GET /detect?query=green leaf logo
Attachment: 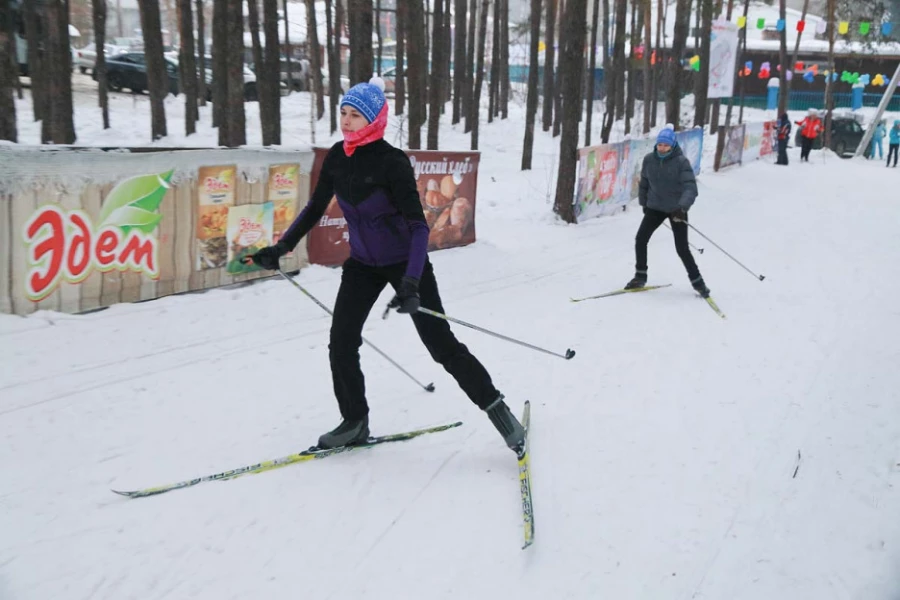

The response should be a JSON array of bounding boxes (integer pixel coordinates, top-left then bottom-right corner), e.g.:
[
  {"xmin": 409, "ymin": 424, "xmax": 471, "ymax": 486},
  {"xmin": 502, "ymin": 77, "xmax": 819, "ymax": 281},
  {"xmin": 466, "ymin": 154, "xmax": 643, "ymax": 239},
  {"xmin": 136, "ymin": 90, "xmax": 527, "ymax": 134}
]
[{"xmin": 98, "ymin": 169, "xmax": 174, "ymax": 233}]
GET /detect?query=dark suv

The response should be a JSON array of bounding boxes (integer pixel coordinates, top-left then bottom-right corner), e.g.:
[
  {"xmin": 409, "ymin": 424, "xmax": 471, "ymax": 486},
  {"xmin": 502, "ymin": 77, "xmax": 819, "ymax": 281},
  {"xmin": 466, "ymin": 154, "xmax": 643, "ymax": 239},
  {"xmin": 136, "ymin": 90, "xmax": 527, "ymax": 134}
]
[
  {"xmin": 96, "ymin": 52, "xmax": 179, "ymax": 95},
  {"xmin": 795, "ymin": 116, "xmax": 868, "ymax": 158}
]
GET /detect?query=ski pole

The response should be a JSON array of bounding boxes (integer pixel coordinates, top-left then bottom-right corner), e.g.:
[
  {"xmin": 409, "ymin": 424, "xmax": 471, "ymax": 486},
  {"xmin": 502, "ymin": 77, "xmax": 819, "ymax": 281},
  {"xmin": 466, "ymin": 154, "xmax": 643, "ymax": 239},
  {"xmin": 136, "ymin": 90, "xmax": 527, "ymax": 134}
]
[
  {"xmin": 276, "ymin": 268, "xmax": 435, "ymax": 392},
  {"xmin": 685, "ymin": 224, "xmax": 766, "ymax": 281},
  {"xmin": 387, "ymin": 305, "xmax": 575, "ymax": 361},
  {"xmin": 663, "ymin": 221, "xmax": 704, "ymax": 253}
]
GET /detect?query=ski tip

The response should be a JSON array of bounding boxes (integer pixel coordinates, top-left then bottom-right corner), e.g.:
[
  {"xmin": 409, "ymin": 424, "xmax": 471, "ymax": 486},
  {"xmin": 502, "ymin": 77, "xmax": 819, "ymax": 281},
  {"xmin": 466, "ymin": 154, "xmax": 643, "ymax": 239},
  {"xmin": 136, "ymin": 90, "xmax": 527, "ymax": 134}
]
[
  {"xmin": 111, "ymin": 489, "xmax": 136, "ymax": 497},
  {"xmin": 424, "ymin": 382, "xmax": 436, "ymax": 392},
  {"xmin": 565, "ymin": 348, "xmax": 576, "ymax": 360}
]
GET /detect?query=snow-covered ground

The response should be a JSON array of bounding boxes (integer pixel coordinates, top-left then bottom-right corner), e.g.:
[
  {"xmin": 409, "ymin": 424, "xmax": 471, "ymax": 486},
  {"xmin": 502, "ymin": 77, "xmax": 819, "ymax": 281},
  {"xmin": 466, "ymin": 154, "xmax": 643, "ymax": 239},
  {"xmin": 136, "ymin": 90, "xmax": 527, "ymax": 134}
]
[{"xmin": 2, "ymin": 83, "xmax": 900, "ymax": 599}]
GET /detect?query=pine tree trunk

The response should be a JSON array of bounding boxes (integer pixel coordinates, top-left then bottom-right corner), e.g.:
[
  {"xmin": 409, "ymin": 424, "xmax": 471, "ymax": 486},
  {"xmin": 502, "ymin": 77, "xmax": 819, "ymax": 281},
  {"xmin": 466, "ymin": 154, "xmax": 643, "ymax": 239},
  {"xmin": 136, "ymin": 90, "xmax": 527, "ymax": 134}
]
[
  {"xmin": 553, "ymin": 0, "xmax": 586, "ymax": 223},
  {"xmin": 138, "ymin": 0, "xmax": 168, "ymax": 141},
  {"xmin": 224, "ymin": 0, "xmax": 246, "ymax": 146},
  {"xmin": 624, "ymin": 0, "xmax": 637, "ymax": 134},
  {"xmin": 642, "ymin": 0, "xmax": 651, "ymax": 132},
  {"xmin": 395, "ymin": 0, "xmax": 406, "ymax": 116},
  {"xmin": 499, "ymin": 0, "xmax": 509, "ymax": 117},
  {"xmin": 0, "ymin": 0, "xmax": 16, "ymax": 141},
  {"xmin": 23, "ymin": 0, "xmax": 46, "ymax": 124},
  {"xmin": 196, "ymin": 0, "xmax": 206, "ymax": 107},
  {"xmin": 44, "ymin": 0, "xmax": 75, "ymax": 143},
  {"xmin": 306, "ymin": 0, "xmax": 325, "ymax": 119},
  {"xmin": 693, "ymin": 0, "xmax": 712, "ymax": 126},
  {"xmin": 262, "ymin": 0, "xmax": 281, "ymax": 143},
  {"xmin": 584, "ymin": 0, "xmax": 599, "ymax": 145},
  {"xmin": 463, "ymin": 0, "xmax": 477, "ymax": 132},
  {"xmin": 179, "ymin": 0, "xmax": 198, "ymax": 135},
  {"xmin": 541, "ymin": 0, "xmax": 556, "ymax": 131},
  {"xmin": 783, "ymin": 0, "xmax": 809, "ymax": 113},
  {"xmin": 776, "ymin": 0, "xmax": 787, "ymax": 115},
  {"xmin": 452, "ymin": 0, "xmax": 466, "ymax": 123},
  {"xmin": 212, "ymin": 0, "xmax": 227, "ymax": 131},
  {"xmin": 406, "ymin": 0, "xmax": 425, "ymax": 148},
  {"xmin": 522, "ymin": 0, "xmax": 542, "ymax": 169},
  {"xmin": 666, "ymin": 0, "xmax": 689, "ymax": 128},
  {"xmin": 349, "ymin": 0, "xmax": 373, "ymax": 83},
  {"xmin": 248, "ymin": 0, "xmax": 267, "ymax": 134},
  {"xmin": 552, "ymin": 0, "xmax": 564, "ymax": 136},
  {"xmin": 611, "ymin": 0, "xmax": 626, "ymax": 120},
  {"xmin": 375, "ymin": 0, "xmax": 382, "ymax": 72},
  {"xmin": 283, "ymin": 0, "xmax": 293, "ymax": 91},
  {"xmin": 92, "ymin": 0, "xmax": 110, "ymax": 129},
  {"xmin": 427, "ymin": 0, "xmax": 445, "ymax": 148},
  {"xmin": 324, "ymin": 0, "xmax": 338, "ymax": 131},
  {"xmin": 488, "ymin": 0, "xmax": 499, "ymax": 121},
  {"xmin": 824, "ymin": 0, "xmax": 835, "ymax": 147},
  {"xmin": 470, "ymin": 0, "xmax": 489, "ymax": 150}
]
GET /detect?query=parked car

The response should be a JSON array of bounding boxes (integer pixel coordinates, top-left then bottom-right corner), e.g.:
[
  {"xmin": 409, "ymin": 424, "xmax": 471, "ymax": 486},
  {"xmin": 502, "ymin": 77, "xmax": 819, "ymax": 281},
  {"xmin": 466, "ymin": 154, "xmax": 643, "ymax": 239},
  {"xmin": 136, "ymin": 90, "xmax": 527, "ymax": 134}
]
[
  {"xmin": 320, "ymin": 68, "xmax": 350, "ymax": 95},
  {"xmin": 74, "ymin": 42, "xmax": 129, "ymax": 74},
  {"xmin": 381, "ymin": 66, "xmax": 400, "ymax": 95},
  {"xmin": 795, "ymin": 115, "xmax": 869, "ymax": 158},
  {"xmin": 196, "ymin": 55, "xmax": 286, "ymax": 101},
  {"xmin": 94, "ymin": 52, "xmax": 180, "ymax": 95},
  {"xmin": 280, "ymin": 58, "xmax": 310, "ymax": 91}
]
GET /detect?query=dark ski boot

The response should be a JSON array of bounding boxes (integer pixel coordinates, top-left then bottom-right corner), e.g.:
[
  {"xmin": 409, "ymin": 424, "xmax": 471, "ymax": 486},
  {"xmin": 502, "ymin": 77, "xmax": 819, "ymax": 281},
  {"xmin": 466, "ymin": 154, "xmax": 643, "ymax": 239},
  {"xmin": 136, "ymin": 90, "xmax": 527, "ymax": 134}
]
[
  {"xmin": 691, "ymin": 277, "xmax": 711, "ymax": 298},
  {"xmin": 484, "ymin": 394, "xmax": 525, "ymax": 454},
  {"xmin": 624, "ymin": 271, "xmax": 648, "ymax": 290},
  {"xmin": 317, "ymin": 416, "xmax": 370, "ymax": 449}
]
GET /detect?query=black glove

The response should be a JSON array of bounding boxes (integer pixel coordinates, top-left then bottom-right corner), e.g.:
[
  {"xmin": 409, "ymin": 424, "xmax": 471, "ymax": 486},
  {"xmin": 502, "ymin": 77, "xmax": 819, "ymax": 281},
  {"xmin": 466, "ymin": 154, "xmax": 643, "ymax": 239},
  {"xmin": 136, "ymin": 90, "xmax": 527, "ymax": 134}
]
[
  {"xmin": 670, "ymin": 208, "xmax": 688, "ymax": 222},
  {"xmin": 388, "ymin": 276, "xmax": 420, "ymax": 314},
  {"xmin": 247, "ymin": 241, "xmax": 289, "ymax": 270}
]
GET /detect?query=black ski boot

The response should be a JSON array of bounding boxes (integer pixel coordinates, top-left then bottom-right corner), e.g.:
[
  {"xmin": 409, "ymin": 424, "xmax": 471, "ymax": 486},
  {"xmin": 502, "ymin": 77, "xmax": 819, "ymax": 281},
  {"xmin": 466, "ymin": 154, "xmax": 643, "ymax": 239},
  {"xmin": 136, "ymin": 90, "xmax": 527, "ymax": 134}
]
[
  {"xmin": 691, "ymin": 277, "xmax": 711, "ymax": 298},
  {"xmin": 624, "ymin": 271, "xmax": 648, "ymax": 290},
  {"xmin": 317, "ymin": 416, "xmax": 370, "ymax": 449},
  {"xmin": 484, "ymin": 394, "xmax": 525, "ymax": 454}
]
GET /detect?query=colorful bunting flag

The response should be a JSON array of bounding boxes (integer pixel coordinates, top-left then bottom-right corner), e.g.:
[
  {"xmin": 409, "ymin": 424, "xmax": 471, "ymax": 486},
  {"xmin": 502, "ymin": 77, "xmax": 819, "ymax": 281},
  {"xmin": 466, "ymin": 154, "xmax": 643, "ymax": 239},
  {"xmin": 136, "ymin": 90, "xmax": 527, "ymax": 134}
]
[
  {"xmin": 796, "ymin": 20, "xmax": 806, "ymax": 32},
  {"xmin": 859, "ymin": 22, "xmax": 871, "ymax": 34},
  {"xmin": 776, "ymin": 19, "xmax": 785, "ymax": 31},
  {"xmin": 803, "ymin": 70, "xmax": 815, "ymax": 83},
  {"xmin": 756, "ymin": 17, "xmax": 766, "ymax": 29},
  {"xmin": 838, "ymin": 21, "xmax": 849, "ymax": 34},
  {"xmin": 816, "ymin": 21, "xmax": 827, "ymax": 34},
  {"xmin": 883, "ymin": 23, "xmax": 894, "ymax": 35},
  {"xmin": 737, "ymin": 16, "xmax": 747, "ymax": 28}
]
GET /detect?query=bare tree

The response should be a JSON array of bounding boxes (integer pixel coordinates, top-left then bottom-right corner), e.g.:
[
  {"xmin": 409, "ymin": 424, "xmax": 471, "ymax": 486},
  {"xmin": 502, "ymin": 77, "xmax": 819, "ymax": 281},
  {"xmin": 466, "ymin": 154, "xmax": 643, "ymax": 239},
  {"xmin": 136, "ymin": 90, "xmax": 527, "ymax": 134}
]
[
  {"xmin": 584, "ymin": 0, "xmax": 599, "ymax": 145},
  {"xmin": 223, "ymin": 0, "xmax": 246, "ymax": 146},
  {"xmin": 553, "ymin": 0, "xmax": 586, "ymax": 223},
  {"xmin": 395, "ymin": 0, "xmax": 406, "ymax": 115},
  {"xmin": 46, "ymin": 0, "xmax": 75, "ymax": 143},
  {"xmin": 283, "ymin": 0, "xmax": 293, "ymax": 91},
  {"xmin": 212, "ymin": 0, "xmax": 226, "ymax": 130},
  {"xmin": 470, "ymin": 0, "xmax": 489, "ymax": 150},
  {"xmin": 23, "ymin": 0, "xmax": 46, "ymax": 126},
  {"xmin": 666, "ymin": 0, "xmax": 690, "ymax": 128},
  {"xmin": 406, "ymin": 0, "xmax": 426, "ymax": 147},
  {"xmin": 324, "ymin": 0, "xmax": 338, "ymax": 131},
  {"xmin": 137, "ymin": 0, "xmax": 168, "ymax": 140},
  {"xmin": 600, "ymin": 0, "xmax": 625, "ymax": 142},
  {"xmin": 0, "ymin": 0, "xmax": 16, "ymax": 141},
  {"xmin": 488, "ymin": 0, "xmax": 499, "ymax": 121},
  {"xmin": 463, "ymin": 0, "xmax": 477, "ymax": 132},
  {"xmin": 521, "ymin": 0, "xmax": 542, "ymax": 169},
  {"xmin": 179, "ymin": 0, "xmax": 199, "ymax": 134},
  {"xmin": 551, "ymin": 0, "xmax": 564, "ymax": 136},
  {"xmin": 247, "ymin": 0, "xmax": 264, "ymax": 83},
  {"xmin": 452, "ymin": 0, "xmax": 465, "ymax": 122},
  {"xmin": 824, "ymin": 0, "xmax": 835, "ymax": 147},
  {"xmin": 196, "ymin": 0, "xmax": 206, "ymax": 107},
  {"xmin": 306, "ymin": 0, "xmax": 325, "ymax": 119},
  {"xmin": 783, "ymin": 0, "xmax": 810, "ymax": 112},
  {"xmin": 427, "ymin": 0, "xmax": 445, "ymax": 148},
  {"xmin": 375, "ymin": 0, "xmax": 382, "ymax": 73},
  {"xmin": 91, "ymin": 0, "xmax": 110, "ymax": 129},
  {"xmin": 641, "ymin": 0, "xmax": 651, "ymax": 132},
  {"xmin": 499, "ymin": 0, "xmax": 509, "ymax": 117},
  {"xmin": 262, "ymin": 0, "xmax": 281, "ymax": 144},
  {"xmin": 625, "ymin": 0, "xmax": 637, "ymax": 134},
  {"xmin": 541, "ymin": 0, "xmax": 556, "ymax": 131},
  {"xmin": 776, "ymin": 0, "xmax": 788, "ymax": 115},
  {"xmin": 693, "ymin": 0, "xmax": 712, "ymax": 126},
  {"xmin": 349, "ymin": 0, "xmax": 373, "ymax": 83}
]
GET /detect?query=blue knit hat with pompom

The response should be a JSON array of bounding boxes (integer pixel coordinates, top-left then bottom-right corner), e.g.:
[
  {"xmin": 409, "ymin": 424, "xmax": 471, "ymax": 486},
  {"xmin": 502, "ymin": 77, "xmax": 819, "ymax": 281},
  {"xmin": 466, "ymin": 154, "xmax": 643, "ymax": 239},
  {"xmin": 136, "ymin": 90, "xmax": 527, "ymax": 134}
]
[{"xmin": 340, "ymin": 76, "xmax": 387, "ymax": 123}]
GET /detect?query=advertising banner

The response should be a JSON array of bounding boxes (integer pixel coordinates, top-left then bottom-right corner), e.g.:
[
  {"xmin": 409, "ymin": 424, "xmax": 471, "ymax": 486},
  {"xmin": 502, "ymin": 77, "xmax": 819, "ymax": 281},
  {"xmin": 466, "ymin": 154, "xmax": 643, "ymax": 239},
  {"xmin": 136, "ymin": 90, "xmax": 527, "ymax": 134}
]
[{"xmin": 708, "ymin": 20, "xmax": 740, "ymax": 98}]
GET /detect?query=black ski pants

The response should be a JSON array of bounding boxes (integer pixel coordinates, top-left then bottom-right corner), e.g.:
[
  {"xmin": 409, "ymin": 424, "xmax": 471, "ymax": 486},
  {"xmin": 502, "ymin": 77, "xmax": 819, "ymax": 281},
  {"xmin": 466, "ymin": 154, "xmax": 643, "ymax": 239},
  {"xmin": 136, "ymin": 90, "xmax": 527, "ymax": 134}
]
[
  {"xmin": 800, "ymin": 136, "xmax": 814, "ymax": 161},
  {"xmin": 888, "ymin": 143, "xmax": 899, "ymax": 167},
  {"xmin": 635, "ymin": 208, "xmax": 701, "ymax": 282},
  {"xmin": 777, "ymin": 138, "xmax": 789, "ymax": 165},
  {"xmin": 329, "ymin": 257, "xmax": 499, "ymax": 420}
]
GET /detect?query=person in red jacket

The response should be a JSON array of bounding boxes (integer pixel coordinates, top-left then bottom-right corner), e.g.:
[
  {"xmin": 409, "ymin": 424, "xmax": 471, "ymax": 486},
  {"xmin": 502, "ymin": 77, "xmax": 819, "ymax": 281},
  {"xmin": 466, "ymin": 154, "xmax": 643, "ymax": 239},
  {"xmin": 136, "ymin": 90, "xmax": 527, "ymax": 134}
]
[{"xmin": 795, "ymin": 108, "xmax": 823, "ymax": 162}]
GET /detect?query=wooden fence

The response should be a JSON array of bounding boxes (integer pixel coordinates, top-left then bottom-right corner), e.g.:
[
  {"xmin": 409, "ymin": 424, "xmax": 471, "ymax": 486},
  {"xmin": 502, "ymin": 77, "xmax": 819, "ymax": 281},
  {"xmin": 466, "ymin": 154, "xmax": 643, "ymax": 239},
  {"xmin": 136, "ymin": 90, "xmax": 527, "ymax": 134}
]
[{"xmin": 1, "ymin": 146, "xmax": 315, "ymax": 316}]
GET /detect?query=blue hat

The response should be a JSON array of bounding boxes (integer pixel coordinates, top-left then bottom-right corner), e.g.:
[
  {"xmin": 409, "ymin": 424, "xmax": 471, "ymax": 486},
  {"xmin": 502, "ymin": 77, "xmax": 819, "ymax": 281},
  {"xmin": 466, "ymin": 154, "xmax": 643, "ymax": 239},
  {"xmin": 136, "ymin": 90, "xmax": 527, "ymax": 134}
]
[
  {"xmin": 656, "ymin": 128, "xmax": 677, "ymax": 146},
  {"xmin": 340, "ymin": 77, "xmax": 387, "ymax": 123}
]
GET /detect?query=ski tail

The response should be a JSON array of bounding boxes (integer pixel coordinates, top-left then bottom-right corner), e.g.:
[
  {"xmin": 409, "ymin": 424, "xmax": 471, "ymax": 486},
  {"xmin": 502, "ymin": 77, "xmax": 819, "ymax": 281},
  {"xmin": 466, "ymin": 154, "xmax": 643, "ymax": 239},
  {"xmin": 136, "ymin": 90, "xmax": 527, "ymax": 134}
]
[
  {"xmin": 518, "ymin": 401, "xmax": 534, "ymax": 549},
  {"xmin": 112, "ymin": 421, "xmax": 463, "ymax": 499},
  {"xmin": 571, "ymin": 284, "xmax": 672, "ymax": 303}
]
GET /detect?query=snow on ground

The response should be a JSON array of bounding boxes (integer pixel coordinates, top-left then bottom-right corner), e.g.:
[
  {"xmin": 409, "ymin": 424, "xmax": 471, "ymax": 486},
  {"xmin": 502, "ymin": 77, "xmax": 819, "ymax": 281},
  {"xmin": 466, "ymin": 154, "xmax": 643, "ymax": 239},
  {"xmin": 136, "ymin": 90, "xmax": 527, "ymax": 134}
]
[{"xmin": 2, "ymin": 81, "xmax": 900, "ymax": 599}]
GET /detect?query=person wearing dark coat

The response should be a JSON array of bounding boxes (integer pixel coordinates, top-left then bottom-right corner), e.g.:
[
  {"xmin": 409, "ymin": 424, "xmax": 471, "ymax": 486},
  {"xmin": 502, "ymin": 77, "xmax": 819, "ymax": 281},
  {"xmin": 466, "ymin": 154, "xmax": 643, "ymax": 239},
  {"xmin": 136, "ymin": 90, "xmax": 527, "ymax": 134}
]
[
  {"xmin": 625, "ymin": 128, "xmax": 710, "ymax": 298},
  {"xmin": 246, "ymin": 77, "xmax": 525, "ymax": 453},
  {"xmin": 776, "ymin": 113, "xmax": 791, "ymax": 165}
]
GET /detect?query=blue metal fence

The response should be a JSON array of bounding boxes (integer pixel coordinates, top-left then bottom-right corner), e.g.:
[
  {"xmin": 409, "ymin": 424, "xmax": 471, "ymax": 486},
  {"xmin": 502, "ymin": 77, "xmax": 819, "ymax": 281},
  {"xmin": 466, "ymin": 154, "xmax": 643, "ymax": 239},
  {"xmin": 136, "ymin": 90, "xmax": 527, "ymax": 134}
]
[{"xmin": 726, "ymin": 91, "xmax": 900, "ymax": 112}]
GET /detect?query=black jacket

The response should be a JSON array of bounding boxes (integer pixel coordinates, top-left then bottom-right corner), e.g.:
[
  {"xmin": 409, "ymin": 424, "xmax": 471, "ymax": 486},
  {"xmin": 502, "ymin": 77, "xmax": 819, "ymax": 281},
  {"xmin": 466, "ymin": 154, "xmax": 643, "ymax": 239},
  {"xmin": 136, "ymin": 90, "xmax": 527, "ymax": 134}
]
[{"xmin": 638, "ymin": 145, "xmax": 698, "ymax": 214}]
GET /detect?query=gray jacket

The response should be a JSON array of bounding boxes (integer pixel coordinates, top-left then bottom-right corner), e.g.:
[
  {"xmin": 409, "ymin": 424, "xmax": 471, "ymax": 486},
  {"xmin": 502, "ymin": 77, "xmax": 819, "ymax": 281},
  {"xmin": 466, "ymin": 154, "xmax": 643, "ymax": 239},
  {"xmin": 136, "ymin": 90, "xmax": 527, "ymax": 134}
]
[{"xmin": 638, "ymin": 145, "xmax": 698, "ymax": 213}]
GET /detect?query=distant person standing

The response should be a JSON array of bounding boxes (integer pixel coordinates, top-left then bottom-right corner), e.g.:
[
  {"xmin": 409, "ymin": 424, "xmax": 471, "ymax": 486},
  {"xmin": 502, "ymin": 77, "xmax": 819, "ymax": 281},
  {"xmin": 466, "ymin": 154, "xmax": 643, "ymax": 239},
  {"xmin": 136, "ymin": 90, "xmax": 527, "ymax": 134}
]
[
  {"xmin": 795, "ymin": 109, "xmax": 823, "ymax": 162},
  {"xmin": 869, "ymin": 120, "xmax": 886, "ymax": 161},
  {"xmin": 776, "ymin": 113, "xmax": 791, "ymax": 165},
  {"xmin": 888, "ymin": 120, "xmax": 900, "ymax": 168}
]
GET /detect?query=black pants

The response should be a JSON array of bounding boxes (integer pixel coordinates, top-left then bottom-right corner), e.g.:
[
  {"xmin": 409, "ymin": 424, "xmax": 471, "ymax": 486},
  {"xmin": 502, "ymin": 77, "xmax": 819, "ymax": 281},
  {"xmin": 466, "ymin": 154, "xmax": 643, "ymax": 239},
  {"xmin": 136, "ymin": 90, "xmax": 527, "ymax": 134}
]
[
  {"xmin": 329, "ymin": 257, "xmax": 499, "ymax": 420},
  {"xmin": 888, "ymin": 144, "xmax": 899, "ymax": 167},
  {"xmin": 777, "ymin": 138, "xmax": 789, "ymax": 165},
  {"xmin": 635, "ymin": 208, "xmax": 701, "ymax": 282},
  {"xmin": 800, "ymin": 137, "xmax": 814, "ymax": 161}
]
